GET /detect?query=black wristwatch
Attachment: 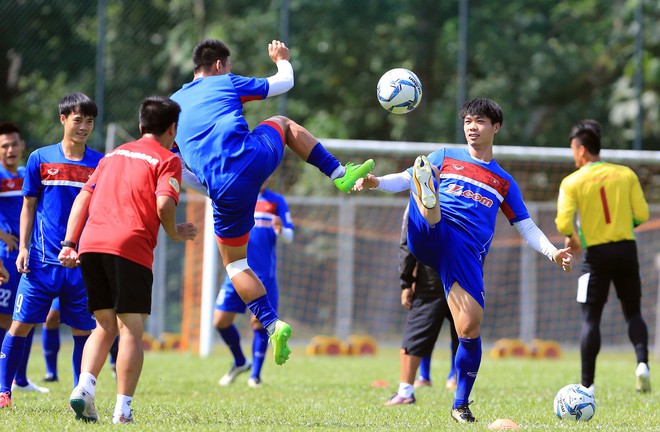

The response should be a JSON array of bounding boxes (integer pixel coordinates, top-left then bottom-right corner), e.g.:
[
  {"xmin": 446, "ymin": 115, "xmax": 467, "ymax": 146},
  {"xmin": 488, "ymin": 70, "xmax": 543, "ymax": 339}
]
[{"xmin": 60, "ymin": 240, "xmax": 77, "ymax": 248}]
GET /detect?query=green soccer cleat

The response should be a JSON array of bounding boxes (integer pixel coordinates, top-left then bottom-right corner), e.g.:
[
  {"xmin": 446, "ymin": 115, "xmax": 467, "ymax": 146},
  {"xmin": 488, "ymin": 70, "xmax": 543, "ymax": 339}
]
[
  {"xmin": 333, "ymin": 159, "xmax": 375, "ymax": 193},
  {"xmin": 269, "ymin": 320, "xmax": 293, "ymax": 365}
]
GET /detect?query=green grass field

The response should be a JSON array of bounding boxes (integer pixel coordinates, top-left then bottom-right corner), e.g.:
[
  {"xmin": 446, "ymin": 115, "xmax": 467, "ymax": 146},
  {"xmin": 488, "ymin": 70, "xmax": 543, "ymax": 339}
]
[{"xmin": 1, "ymin": 343, "xmax": 657, "ymax": 431}]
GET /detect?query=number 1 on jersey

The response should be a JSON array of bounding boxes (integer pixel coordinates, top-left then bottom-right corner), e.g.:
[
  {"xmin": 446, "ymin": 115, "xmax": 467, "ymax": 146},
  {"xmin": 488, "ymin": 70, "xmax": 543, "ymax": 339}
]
[{"xmin": 599, "ymin": 186, "xmax": 611, "ymax": 224}]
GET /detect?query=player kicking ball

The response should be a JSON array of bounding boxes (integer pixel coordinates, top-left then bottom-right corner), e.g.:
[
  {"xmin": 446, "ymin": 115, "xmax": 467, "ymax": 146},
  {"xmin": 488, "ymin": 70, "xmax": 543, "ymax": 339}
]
[
  {"xmin": 354, "ymin": 98, "xmax": 572, "ymax": 422},
  {"xmin": 171, "ymin": 38, "xmax": 374, "ymax": 366}
]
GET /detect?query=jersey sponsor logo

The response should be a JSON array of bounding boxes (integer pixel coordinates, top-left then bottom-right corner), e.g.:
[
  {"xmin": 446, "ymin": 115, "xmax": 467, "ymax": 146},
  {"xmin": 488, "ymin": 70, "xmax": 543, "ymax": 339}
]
[
  {"xmin": 445, "ymin": 183, "xmax": 494, "ymax": 208},
  {"xmin": 168, "ymin": 177, "xmax": 180, "ymax": 193},
  {"xmin": 40, "ymin": 163, "xmax": 96, "ymax": 188},
  {"xmin": 452, "ymin": 163, "xmax": 464, "ymax": 171}
]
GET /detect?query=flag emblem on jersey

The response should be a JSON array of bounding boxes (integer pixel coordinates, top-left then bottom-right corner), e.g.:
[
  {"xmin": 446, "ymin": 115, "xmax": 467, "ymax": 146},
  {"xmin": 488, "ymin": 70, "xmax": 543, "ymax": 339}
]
[
  {"xmin": 169, "ymin": 177, "xmax": 180, "ymax": 193},
  {"xmin": 40, "ymin": 163, "xmax": 96, "ymax": 187}
]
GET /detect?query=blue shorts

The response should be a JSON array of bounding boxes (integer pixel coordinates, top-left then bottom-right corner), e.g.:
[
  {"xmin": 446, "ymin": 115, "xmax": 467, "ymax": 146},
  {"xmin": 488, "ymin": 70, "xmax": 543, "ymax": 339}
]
[
  {"xmin": 214, "ymin": 275, "xmax": 279, "ymax": 314},
  {"xmin": 407, "ymin": 198, "xmax": 486, "ymax": 309},
  {"xmin": 13, "ymin": 261, "xmax": 95, "ymax": 330},
  {"xmin": 212, "ymin": 122, "xmax": 285, "ymax": 240},
  {"xmin": 0, "ymin": 254, "xmax": 19, "ymax": 316}
]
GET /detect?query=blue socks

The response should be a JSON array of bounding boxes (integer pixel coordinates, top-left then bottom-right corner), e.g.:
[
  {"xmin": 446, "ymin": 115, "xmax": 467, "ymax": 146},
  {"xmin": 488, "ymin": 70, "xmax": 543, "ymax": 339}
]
[
  {"xmin": 251, "ymin": 329, "xmax": 268, "ymax": 379},
  {"xmin": 43, "ymin": 327, "xmax": 60, "ymax": 379},
  {"xmin": 307, "ymin": 143, "xmax": 341, "ymax": 178},
  {"xmin": 13, "ymin": 328, "xmax": 35, "ymax": 386},
  {"xmin": 72, "ymin": 334, "xmax": 89, "ymax": 387},
  {"xmin": 246, "ymin": 295, "xmax": 278, "ymax": 331},
  {"xmin": 218, "ymin": 324, "xmax": 247, "ymax": 367},
  {"xmin": 419, "ymin": 355, "xmax": 432, "ymax": 381},
  {"xmin": 0, "ymin": 334, "xmax": 26, "ymax": 393},
  {"xmin": 453, "ymin": 336, "xmax": 482, "ymax": 409}
]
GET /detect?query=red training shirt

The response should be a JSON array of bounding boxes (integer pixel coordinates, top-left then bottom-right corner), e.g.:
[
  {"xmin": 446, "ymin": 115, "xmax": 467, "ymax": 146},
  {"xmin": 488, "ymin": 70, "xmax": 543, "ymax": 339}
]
[{"xmin": 78, "ymin": 136, "xmax": 182, "ymax": 269}]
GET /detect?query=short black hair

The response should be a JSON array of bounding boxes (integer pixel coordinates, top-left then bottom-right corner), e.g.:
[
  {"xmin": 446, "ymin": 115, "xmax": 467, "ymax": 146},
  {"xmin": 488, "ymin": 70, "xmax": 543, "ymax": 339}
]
[
  {"xmin": 459, "ymin": 98, "xmax": 504, "ymax": 126},
  {"xmin": 193, "ymin": 39, "xmax": 230, "ymax": 72},
  {"xmin": 59, "ymin": 93, "xmax": 98, "ymax": 118},
  {"xmin": 139, "ymin": 96, "xmax": 181, "ymax": 135},
  {"xmin": 0, "ymin": 121, "xmax": 20, "ymax": 136},
  {"xmin": 569, "ymin": 119, "xmax": 601, "ymax": 155}
]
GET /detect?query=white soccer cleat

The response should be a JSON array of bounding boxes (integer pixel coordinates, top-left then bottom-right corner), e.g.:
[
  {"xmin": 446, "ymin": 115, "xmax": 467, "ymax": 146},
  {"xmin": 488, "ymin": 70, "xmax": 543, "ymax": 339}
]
[
  {"xmin": 413, "ymin": 155, "xmax": 437, "ymax": 209},
  {"xmin": 69, "ymin": 386, "xmax": 98, "ymax": 422},
  {"xmin": 636, "ymin": 362, "xmax": 651, "ymax": 393},
  {"xmin": 218, "ymin": 361, "xmax": 252, "ymax": 386},
  {"xmin": 12, "ymin": 380, "xmax": 50, "ymax": 394}
]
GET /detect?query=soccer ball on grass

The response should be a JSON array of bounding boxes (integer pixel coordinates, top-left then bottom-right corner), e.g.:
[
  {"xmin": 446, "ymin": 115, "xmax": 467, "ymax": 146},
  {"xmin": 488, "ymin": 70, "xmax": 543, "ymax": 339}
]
[
  {"xmin": 553, "ymin": 384, "xmax": 596, "ymax": 421},
  {"xmin": 376, "ymin": 68, "xmax": 422, "ymax": 114}
]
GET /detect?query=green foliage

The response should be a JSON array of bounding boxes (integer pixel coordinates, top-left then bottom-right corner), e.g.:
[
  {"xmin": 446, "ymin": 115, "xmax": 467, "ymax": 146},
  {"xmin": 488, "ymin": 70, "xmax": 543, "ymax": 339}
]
[
  {"xmin": 3, "ymin": 344, "xmax": 658, "ymax": 430},
  {"xmin": 0, "ymin": 0, "xmax": 659, "ymax": 155}
]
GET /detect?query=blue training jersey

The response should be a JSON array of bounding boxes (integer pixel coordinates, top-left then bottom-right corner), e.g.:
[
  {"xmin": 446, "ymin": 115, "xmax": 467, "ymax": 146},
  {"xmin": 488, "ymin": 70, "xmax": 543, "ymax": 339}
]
[
  {"xmin": 409, "ymin": 147, "xmax": 529, "ymax": 255},
  {"xmin": 22, "ymin": 143, "xmax": 103, "ymax": 264},
  {"xmin": 0, "ymin": 165, "xmax": 25, "ymax": 259},
  {"xmin": 170, "ymin": 74, "xmax": 270, "ymax": 196},
  {"xmin": 247, "ymin": 189, "xmax": 293, "ymax": 283}
]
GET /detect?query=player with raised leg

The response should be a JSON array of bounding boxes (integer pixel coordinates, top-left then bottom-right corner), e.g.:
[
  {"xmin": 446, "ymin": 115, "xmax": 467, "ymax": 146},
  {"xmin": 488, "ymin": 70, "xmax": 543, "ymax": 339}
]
[
  {"xmin": 354, "ymin": 98, "xmax": 572, "ymax": 422},
  {"xmin": 171, "ymin": 39, "xmax": 374, "ymax": 366}
]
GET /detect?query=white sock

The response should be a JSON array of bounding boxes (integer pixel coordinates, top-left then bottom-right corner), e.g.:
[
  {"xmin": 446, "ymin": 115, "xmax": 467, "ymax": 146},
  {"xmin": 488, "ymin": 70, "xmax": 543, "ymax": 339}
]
[
  {"xmin": 330, "ymin": 165, "xmax": 345, "ymax": 180},
  {"xmin": 79, "ymin": 372, "xmax": 97, "ymax": 397},
  {"xmin": 397, "ymin": 382, "xmax": 414, "ymax": 398},
  {"xmin": 114, "ymin": 394, "xmax": 133, "ymax": 419}
]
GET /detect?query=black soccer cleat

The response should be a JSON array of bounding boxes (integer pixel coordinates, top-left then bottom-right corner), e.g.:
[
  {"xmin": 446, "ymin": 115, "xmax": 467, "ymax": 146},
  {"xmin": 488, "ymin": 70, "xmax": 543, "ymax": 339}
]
[{"xmin": 451, "ymin": 401, "xmax": 477, "ymax": 423}]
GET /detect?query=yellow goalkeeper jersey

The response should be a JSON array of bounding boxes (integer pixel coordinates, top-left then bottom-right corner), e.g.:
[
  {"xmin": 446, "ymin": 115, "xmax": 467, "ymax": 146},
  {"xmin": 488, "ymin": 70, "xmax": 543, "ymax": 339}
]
[{"xmin": 555, "ymin": 161, "xmax": 649, "ymax": 248}]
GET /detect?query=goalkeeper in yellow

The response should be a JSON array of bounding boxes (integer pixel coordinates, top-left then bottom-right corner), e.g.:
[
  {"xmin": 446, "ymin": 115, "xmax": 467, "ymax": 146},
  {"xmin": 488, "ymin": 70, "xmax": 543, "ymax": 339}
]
[{"xmin": 555, "ymin": 119, "xmax": 650, "ymax": 394}]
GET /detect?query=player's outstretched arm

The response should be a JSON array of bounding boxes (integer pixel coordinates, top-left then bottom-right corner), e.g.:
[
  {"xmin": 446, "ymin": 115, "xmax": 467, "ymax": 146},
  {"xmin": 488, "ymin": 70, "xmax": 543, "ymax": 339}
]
[
  {"xmin": 58, "ymin": 190, "xmax": 93, "ymax": 268},
  {"xmin": 157, "ymin": 195, "xmax": 198, "ymax": 242},
  {"xmin": 266, "ymin": 40, "xmax": 294, "ymax": 98},
  {"xmin": 552, "ymin": 246, "xmax": 573, "ymax": 272},
  {"xmin": 353, "ymin": 174, "xmax": 380, "ymax": 191}
]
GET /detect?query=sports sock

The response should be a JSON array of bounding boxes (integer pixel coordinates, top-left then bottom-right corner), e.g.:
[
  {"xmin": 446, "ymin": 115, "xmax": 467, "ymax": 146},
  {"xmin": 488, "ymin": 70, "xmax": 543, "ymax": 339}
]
[
  {"xmin": 251, "ymin": 329, "xmax": 268, "ymax": 379},
  {"xmin": 114, "ymin": 394, "xmax": 133, "ymax": 419},
  {"xmin": 79, "ymin": 371, "xmax": 97, "ymax": 397},
  {"xmin": 13, "ymin": 328, "xmax": 35, "ymax": 386},
  {"xmin": 0, "ymin": 334, "xmax": 26, "ymax": 393},
  {"xmin": 72, "ymin": 334, "xmax": 89, "ymax": 387},
  {"xmin": 217, "ymin": 325, "xmax": 246, "ymax": 367},
  {"xmin": 397, "ymin": 382, "xmax": 414, "ymax": 398},
  {"xmin": 453, "ymin": 336, "xmax": 482, "ymax": 409},
  {"xmin": 307, "ymin": 143, "xmax": 342, "ymax": 178},
  {"xmin": 419, "ymin": 355, "xmax": 431, "ymax": 381},
  {"xmin": 627, "ymin": 314, "xmax": 649, "ymax": 364},
  {"xmin": 42, "ymin": 327, "xmax": 60, "ymax": 378},
  {"xmin": 246, "ymin": 295, "xmax": 278, "ymax": 332}
]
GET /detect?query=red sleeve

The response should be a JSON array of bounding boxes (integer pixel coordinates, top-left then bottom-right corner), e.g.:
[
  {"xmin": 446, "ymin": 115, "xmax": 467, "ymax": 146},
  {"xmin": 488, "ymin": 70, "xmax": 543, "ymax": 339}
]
[{"xmin": 155, "ymin": 154, "xmax": 182, "ymax": 204}]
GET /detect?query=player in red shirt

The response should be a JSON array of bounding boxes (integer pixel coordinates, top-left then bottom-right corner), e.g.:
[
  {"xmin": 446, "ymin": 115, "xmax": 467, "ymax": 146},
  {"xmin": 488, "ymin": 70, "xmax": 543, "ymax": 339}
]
[{"xmin": 58, "ymin": 96, "xmax": 198, "ymax": 424}]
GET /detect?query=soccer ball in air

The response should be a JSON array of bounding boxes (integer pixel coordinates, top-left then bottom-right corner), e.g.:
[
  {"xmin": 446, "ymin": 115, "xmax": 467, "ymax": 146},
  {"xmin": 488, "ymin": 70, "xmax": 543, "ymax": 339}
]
[
  {"xmin": 553, "ymin": 384, "xmax": 596, "ymax": 421},
  {"xmin": 376, "ymin": 68, "xmax": 422, "ymax": 114}
]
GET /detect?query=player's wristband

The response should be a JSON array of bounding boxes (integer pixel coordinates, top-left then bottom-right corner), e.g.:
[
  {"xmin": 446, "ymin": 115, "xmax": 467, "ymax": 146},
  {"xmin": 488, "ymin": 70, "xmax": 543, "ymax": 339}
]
[{"xmin": 60, "ymin": 240, "xmax": 77, "ymax": 248}]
